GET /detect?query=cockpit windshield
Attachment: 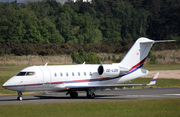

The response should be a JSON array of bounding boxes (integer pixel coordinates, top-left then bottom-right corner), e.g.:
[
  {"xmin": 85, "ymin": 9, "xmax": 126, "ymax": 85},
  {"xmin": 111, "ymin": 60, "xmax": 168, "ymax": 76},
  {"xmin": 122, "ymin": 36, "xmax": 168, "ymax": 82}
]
[
  {"xmin": 16, "ymin": 72, "xmax": 26, "ymax": 76},
  {"xmin": 16, "ymin": 72, "xmax": 36, "ymax": 76}
]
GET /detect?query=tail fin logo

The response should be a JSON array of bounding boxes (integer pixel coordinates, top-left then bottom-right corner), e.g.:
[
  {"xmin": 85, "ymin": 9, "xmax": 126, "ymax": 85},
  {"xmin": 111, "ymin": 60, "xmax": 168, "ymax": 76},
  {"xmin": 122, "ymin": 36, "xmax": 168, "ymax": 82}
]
[{"xmin": 129, "ymin": 57, "xmax": 147, "ymax": 72}]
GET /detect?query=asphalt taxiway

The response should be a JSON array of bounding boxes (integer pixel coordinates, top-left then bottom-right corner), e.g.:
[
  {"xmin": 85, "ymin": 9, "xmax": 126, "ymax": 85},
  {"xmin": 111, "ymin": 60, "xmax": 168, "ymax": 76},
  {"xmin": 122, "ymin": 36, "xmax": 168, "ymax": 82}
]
[{"xmin": 0, "ymin": 88, "xmax": 179, "ymax": 105}]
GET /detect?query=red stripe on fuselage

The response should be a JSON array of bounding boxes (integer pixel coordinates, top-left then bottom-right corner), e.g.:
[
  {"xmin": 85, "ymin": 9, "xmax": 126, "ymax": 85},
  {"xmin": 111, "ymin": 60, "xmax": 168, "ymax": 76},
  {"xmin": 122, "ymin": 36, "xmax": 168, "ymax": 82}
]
[{"xmin": 129, "ymin": 57, "xmax": 147, "ymax": 72}]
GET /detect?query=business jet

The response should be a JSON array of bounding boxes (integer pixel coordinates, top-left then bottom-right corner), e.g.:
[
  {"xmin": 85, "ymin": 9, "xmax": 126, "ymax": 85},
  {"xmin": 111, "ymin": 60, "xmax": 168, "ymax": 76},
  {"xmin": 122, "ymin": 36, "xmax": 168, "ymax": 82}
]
[{"xmin": 2, "ymin": 37, "xmax": 174, "ymax": 100}]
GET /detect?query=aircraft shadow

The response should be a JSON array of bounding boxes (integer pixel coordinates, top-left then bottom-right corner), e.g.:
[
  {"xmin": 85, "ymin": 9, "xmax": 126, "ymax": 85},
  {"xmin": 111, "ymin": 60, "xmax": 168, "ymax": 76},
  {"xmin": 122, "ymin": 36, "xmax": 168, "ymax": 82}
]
[
  {"xmin": 33, "ymin": 94, "xmax": 137, "ymax": 100},
  {"xmin": 34, "ymin": 94, "xmax": 119, "ymax": 99},
  {"xmin": 0, "ymin": 95, "xmax": 137, "ymax": 102}
]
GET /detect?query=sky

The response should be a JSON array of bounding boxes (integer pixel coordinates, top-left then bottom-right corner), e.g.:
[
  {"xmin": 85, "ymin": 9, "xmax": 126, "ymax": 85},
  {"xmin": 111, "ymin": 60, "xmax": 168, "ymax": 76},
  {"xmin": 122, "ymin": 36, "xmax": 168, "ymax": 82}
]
[{"xmin": 0, "ymin": 0, "xmax": 68, "ymax": 3}]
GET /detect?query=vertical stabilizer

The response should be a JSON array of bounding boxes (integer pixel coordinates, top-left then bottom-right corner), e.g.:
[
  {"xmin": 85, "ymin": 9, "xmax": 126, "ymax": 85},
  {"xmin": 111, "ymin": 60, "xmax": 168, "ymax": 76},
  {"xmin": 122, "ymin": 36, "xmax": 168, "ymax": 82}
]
[
  {"xmin": 119, "ymin": 37, "xmax": 174, "ymax": 71},
  {"xmin": 119, "ymin": 37, "xmax": 154, "ymax": 70}
]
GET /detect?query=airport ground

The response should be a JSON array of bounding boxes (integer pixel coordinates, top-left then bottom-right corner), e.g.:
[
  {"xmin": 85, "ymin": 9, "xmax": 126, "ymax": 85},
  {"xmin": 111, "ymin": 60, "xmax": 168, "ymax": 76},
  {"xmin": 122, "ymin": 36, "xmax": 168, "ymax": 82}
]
[
  {"xmin": 0, "ymin": 88, "xmax": 179, "ymax": 105},
  {"xmin": 142, "ymin": 70, "xmax": 180, "ymax": 79},
  {"xmin": 0, "ymin": 88, "xmax": 179, "ymax": 117}
]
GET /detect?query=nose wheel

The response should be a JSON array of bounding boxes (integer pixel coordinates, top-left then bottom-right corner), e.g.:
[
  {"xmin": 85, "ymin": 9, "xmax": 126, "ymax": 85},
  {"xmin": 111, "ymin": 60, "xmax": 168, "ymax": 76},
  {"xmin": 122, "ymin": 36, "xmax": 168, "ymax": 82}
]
[{"xmin": 17, "ymin": 91, "xmax": 23, "ymax": 101}]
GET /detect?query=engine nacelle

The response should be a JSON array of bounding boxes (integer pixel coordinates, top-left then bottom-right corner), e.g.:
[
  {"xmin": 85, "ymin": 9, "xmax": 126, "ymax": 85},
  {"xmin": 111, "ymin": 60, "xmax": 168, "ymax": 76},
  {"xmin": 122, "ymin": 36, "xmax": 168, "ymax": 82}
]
[{"xmin": 97, "ymin": 65, "xmax": 129, "ymax": 77}]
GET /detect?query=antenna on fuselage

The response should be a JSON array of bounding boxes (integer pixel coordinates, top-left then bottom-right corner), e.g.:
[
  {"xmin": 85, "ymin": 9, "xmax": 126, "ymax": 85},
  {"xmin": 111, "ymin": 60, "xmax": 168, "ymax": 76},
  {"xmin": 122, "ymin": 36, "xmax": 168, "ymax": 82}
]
[{"xmin": 45, "ymin": 63, "xmax": 48, "ymax": 66}]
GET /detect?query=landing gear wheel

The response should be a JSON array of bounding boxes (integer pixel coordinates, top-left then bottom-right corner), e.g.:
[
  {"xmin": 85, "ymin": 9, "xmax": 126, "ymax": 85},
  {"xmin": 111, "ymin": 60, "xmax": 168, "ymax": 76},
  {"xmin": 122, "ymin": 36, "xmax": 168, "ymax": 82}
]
[
  {"xmin": 70, "ymin": 91, "xmax": 78, "ymax": 98},
  {"xmin": 17, "ymin": 97, "xmax": 23, "ymax": 101},
  {"xmin": 87, "ymin": 92, "xmax": 95, "ymax": 99},
  {"xmin": 17, "ymin": 91, "xmax": 23, "ymax": 101}
]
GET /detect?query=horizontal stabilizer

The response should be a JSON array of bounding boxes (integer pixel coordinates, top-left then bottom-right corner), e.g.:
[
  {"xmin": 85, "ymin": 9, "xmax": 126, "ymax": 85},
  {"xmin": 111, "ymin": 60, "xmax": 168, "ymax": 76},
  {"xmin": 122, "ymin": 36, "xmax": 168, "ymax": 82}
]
[
  {"xmin": 148, "ymin": 72, "xmax": 159, "ymax": 85},
  {"xmin": 140, "ymin": 40, "xmax": 175, "ymax": 43}
]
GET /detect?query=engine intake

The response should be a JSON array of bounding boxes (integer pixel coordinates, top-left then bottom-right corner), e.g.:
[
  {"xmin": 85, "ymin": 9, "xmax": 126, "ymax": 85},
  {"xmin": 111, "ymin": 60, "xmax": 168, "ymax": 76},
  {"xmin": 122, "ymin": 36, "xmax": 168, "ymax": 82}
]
[{"xmin": 98, "ymin": 65, "xmax": 129, "ymax": 77}]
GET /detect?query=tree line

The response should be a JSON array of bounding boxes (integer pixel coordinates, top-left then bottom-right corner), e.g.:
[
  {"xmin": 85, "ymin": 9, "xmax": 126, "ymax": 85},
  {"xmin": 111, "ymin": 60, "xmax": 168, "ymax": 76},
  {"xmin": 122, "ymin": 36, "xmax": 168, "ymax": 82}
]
[
  {"xmin": 0, "ymin": 42, "xmax": 177, "ymax": 56},
  {"xmin": 0, "ymin": 0, "xmax": 179, "ymax": 55}
]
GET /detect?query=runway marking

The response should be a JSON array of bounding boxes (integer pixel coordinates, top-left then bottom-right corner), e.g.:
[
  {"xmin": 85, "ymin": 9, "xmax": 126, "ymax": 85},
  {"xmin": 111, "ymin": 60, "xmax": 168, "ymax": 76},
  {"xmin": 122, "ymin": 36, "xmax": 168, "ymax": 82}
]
[
  {"xmin": 125, "ymin": 95, "xmax": 163, "ymax": 98},
  {"xmin": 164, "ymin": 94, "xmax": 180, "ymax": 96},
  {"xmin": 164, "ymin": 73, "xmax": 180, "ymax": 75}
]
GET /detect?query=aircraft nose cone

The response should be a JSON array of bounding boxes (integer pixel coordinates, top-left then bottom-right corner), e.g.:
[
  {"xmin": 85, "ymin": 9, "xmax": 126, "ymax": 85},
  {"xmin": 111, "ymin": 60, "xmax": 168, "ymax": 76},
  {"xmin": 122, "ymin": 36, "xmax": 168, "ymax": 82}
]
[
  {"xmin": 2, "ymin": 82, "xmax": 8, "ymax": 89},
  {"xmin": 2, "ymin": 78, "xmax": 13, "ymax": 89}
]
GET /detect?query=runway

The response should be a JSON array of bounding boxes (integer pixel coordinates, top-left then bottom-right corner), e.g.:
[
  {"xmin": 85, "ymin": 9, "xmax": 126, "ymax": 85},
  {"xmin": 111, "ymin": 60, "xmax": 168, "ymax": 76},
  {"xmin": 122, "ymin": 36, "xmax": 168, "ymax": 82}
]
[{"xmin": 0, "ymin": 88, "xmax": 180, "ymax": 105}]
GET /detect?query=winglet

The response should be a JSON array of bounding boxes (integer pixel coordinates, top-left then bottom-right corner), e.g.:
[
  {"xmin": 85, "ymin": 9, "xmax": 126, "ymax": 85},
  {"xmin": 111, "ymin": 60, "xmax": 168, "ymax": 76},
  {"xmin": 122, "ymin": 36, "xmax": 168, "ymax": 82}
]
[
  {"xmin": 45, "ymin": 63, "xmax": 48, "ymax": 66},
  {"xmin": 148, "ymin": 72, "xmax": 159, "ymax": 85}
]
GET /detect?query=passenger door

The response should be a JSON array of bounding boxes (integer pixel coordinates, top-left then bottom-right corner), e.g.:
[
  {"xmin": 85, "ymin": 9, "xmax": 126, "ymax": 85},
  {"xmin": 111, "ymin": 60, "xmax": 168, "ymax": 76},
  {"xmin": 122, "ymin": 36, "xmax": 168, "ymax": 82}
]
[{"xmin": 40, "ymin": 66, "xmax": 51, "ymax": 85}]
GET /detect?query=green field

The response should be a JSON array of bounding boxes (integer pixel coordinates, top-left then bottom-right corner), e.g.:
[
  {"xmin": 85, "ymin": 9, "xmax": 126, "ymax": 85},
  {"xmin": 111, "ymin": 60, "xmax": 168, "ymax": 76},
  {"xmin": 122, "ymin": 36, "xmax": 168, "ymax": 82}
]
[
  {"xmin": 0, "ymin": 98, "xmax": 179, "ymax": 117},
  {"xmin": 0, "ymin": 66, "xmax": 28, "ymax": 95},
  {"xmin": 143, "ymin": 63, "xmax": 180, "ymax": 70},
  {"xmin": 123, "ymin": 78, "xmax": 180, "ymax": 88}
]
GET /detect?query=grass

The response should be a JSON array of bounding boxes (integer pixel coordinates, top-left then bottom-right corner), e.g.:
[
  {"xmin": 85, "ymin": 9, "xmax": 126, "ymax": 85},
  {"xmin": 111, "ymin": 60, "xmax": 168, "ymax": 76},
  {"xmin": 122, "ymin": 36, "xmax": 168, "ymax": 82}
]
[
  {"xmin": 0, "ymin": 65, "xmax": 28, "ymax": 95},
  {"xmin": 123, "ymin": 78, "xmax": 180, "ymax": 88},
  {"xmin": 0, "ymin": 55, "xmax": 73, "ymax": 66},
  {"xmin": 142, "ymin": 63, "xmax": 180, "ymax": 70},
  {"xmin": 0, "ymin": 98, "xmax": 179, "ymax": 117}
]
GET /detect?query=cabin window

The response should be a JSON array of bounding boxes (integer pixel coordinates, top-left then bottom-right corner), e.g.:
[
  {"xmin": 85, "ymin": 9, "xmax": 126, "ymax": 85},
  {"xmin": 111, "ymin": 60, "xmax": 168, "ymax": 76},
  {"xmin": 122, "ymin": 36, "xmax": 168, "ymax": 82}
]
[
  {"xmin": 60, "ymin": 73, "xmax": 63, "ymax": 77},
  {"xmin": 84, "ymin": 72, "xmax": 86, "ymax": 76},
  {"xmin": 72, "ymin": 72, "xmax": 74, "ymax": 76},
  {"xmin": 78, "ymin": 72, "xmax": 80, "ymax": 76},
  {"xmin": 66, "ymin": 72, "xmax": 68, "ymax": 76},
  {"xmin": 54, "ymin": 73, "xmax": 57, "ymax": 77},
  {"xmin": 90, "ymin": 72, "xmax": 92, "ymax": 76}
]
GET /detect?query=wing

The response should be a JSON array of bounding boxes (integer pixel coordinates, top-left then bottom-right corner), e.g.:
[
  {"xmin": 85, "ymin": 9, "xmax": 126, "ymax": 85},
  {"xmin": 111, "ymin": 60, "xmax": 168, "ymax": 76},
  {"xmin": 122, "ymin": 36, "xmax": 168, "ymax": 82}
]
[{"xmin": 65, "ymin": 72, "xmax": 159, "ymax": 90}]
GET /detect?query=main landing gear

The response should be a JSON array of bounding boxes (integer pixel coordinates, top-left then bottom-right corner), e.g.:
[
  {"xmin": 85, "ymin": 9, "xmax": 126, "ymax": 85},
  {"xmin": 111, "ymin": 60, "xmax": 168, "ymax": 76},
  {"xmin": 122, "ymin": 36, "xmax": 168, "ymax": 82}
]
[
  {"xmin": 17, "ymin": 91, "xmax": 23, "ymax": 101},
  {"xmin": 66, "ymin": 91, "xmax": 78, "ymax": 98},
  {"xmin": 86, "ymin": 90, "xmax": 95, "ymax": 99},
  {"xmin": 66, "ymin": 90, "xmax": 95, "ymax": 99},
  {"xmin": 70, "ymin": 91, "xmax": 78, "ymax": 98}
]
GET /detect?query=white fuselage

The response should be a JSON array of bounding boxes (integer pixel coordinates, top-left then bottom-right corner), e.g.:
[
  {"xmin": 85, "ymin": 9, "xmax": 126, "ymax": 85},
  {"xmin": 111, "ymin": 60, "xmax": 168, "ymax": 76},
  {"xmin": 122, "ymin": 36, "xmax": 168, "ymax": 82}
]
[{"xmin": 2, "ymin": 64, "xmax": 148, "ymax": 92}]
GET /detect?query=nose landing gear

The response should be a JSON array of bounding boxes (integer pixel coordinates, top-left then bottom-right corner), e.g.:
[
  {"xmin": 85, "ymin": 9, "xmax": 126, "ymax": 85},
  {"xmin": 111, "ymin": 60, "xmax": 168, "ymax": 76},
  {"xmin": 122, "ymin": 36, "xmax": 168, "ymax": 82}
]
[{"xmin": 17, "ymin": 91, "xmax": 23, "ymax": 101}]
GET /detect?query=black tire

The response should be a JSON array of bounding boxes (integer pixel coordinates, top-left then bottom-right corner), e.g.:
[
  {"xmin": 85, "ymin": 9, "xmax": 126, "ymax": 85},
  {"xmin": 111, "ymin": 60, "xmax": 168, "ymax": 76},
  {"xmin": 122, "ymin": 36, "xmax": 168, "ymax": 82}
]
[
  {"xmin": 70, "ymin": 91, "xmax": 78, "ymax": 98},
  {"xmin": 73, "ymin": 91, "xmax": 78, "ymax": 98},
  {"xmin": 17, "ymin": 96, "xmax": 23, "ymax": 101},
  {"xmin": 87, "ymin": 92, "xmax": 95, "ymax": 99}
]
